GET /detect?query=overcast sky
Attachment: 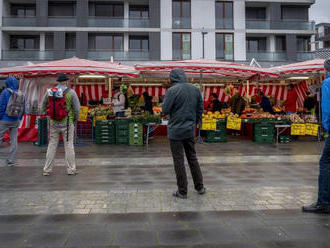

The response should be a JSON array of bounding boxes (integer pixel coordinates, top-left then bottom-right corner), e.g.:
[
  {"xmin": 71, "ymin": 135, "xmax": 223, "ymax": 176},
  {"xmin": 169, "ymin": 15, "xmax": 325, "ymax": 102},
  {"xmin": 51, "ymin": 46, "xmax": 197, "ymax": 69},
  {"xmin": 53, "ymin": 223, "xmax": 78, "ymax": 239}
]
[{"xmin": 310, "ymin": 0, "xmax": 330, "ymax": 24}]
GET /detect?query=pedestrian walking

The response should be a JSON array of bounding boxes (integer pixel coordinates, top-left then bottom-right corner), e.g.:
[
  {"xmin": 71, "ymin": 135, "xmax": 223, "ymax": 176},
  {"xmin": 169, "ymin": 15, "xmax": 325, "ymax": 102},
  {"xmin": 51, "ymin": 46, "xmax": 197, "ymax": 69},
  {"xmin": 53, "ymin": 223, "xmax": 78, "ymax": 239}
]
[
  {"xmin": 302, "ymin": 59, "xmax": 330, "ymax": 214},
  {"xmin": 162, "ymin": 69, "xmax": 205, "ymax": 199},
  {"xmin": 42, "ymin": 74, "xmax": 80, "ymax": 176},
  {"xmin": 0, "ymin": 77, "xmax": 25, "ymax": 166},
  {"xmin": 111, "ymin": 86, "xmax": 126, "ymax": 117}
]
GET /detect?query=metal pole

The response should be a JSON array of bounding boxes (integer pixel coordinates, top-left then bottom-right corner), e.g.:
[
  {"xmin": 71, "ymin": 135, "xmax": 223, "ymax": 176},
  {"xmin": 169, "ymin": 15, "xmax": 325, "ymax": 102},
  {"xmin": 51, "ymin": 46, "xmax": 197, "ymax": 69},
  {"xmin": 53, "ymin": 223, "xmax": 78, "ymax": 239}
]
[
  {"xmin": 202, "ymin": 33, "xmax": 205, "ymax": 59},
  {"xmin": 197, "ymin": 70, "xmax": 204, "ymax": 144}
]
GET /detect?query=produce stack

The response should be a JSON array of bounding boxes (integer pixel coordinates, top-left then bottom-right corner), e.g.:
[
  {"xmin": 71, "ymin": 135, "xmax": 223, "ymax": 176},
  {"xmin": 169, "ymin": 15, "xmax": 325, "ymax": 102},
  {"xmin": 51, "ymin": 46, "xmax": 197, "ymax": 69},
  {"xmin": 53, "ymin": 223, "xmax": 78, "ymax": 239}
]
[
  {"xmin": 253, "ymin": 123, "xmax": 275, "ymax": 143},
  {"xmin": 37, "ymin": 117, "xmax": 48, "ymax": 146},
  {"xmin": 129, "ymin": 123, "xmax": 143, "ymax": 146},
  {"xmin": 95, "ymin": 120, "xmax": 115, "ymax": 144},
  {"xmin": 115, "ymin": 119, "xmax": 130, "ymax": 144},
  {"xmin": 206, "ymin": 119, "xmax": 227, "ymax": 143}
]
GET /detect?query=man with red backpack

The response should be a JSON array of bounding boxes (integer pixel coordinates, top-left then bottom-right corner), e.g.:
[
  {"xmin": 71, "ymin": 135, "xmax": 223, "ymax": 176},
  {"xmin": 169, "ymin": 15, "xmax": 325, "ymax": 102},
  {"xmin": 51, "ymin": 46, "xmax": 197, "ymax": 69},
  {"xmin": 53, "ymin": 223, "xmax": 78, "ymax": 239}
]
[
  {"xmin": 0, "ymin": 77, "xmax": 25, "ymax": 166},
  {"xmin": 42, "ymin": 74, "xmax": 80, "ymax": 176}
]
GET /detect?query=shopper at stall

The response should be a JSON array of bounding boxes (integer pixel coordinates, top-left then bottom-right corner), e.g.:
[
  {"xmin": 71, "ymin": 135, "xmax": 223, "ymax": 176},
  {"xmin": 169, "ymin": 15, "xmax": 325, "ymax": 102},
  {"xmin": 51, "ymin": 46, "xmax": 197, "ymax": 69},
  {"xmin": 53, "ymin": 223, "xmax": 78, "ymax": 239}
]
[
  {"xmin": 112, "ymin": 86, "xmax": 126, "ymax": 117},
  {"xmin": 0, "ymin": 77, "xmax": 25, "ymax": 166},
  {"xmin": 141, "ymin": 92, "xmax": 154, "ymax": 115},
  {"xmin": 304, "ymin": 91, "xmax": 316, "ymax": 114},
  {"xmin": 229, "ymin": 88, "xmax": 246, "ymax": 115},
  {"xmin": 284, "ymin": 84, "xmax": 298, "ymax": 114},
  {"xmin": 207, "ymin": 93, "xmax": 222, "ymax": 112},
  {"xmin": 42, "ymin": 74, "xmax": 80, "ymax": 176},
  {"xmin": 162, "ymin": 68, "xmax": 205, "ymax": 199},
  {"xmin": 303, "ymin": 59, "xmax": 330, "ymax": 214},
  {"xmin": 259, "ymin": 92, "xmax": 274, "ymax": 114}
]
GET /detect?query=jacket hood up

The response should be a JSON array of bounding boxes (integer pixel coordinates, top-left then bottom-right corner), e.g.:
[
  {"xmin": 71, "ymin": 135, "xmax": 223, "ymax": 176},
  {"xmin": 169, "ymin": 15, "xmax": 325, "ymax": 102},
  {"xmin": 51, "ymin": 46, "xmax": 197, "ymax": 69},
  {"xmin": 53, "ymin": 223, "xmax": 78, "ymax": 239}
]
[
  {"xmin": 170, "ymin": 69, "xmax": 188, "ymax": 84},
  {"xmin": 5, "ymin": 77, "xmax": 18, "ymax": 91}
]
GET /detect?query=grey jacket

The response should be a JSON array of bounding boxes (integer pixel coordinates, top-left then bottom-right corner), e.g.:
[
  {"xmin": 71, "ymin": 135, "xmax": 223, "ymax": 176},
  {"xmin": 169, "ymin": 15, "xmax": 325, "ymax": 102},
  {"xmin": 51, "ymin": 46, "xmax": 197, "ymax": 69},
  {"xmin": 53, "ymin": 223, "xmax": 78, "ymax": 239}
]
[{"xmin": 162, "ymin": 69, "xmax": 203, "ymax": 140}]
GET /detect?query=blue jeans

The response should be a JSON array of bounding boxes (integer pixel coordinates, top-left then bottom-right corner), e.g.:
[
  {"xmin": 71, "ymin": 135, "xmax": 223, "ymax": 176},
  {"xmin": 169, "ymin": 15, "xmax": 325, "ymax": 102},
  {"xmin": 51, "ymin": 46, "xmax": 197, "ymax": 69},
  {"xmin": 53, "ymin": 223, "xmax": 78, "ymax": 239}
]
[
  {"xmin": 318, "ymin": 137, "xmax": 330, "ymax": 206},
  {"xmin": 115, "ymin": 111, "xmax": 125, "ymax": 117}
]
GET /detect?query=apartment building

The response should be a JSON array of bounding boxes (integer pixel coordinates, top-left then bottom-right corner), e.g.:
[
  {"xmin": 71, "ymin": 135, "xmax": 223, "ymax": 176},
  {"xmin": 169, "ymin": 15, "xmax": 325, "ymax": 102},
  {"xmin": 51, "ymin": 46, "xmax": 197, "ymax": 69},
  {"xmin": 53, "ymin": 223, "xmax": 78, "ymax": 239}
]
[
  {"xmin": 0, "ymin": 0, "xmax": 315, "ymax": 67},
  {"xmin": 312, "ymin": 23, "xmax": 330, "ymax": 59}
]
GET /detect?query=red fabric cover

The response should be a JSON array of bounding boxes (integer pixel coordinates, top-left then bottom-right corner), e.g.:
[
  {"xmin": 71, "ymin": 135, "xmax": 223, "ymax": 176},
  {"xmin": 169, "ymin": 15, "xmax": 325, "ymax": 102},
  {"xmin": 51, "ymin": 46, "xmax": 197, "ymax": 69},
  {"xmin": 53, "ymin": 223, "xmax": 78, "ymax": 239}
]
[{"xmin": 285, "ymin": 89, "xmax": 298, "ymax": 112}]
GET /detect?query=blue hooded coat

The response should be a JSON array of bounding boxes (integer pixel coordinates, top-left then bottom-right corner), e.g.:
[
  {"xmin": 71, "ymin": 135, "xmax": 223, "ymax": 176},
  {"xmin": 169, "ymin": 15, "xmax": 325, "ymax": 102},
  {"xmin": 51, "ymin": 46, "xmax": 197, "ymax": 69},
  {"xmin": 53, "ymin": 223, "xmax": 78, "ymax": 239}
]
[
  {"xmin": 322, "ymin": 73, "xmax": 330, "ymax": 131},
  {"xmin": 0, "ymin": 77, "xmax": 25, "ymax": 122}
]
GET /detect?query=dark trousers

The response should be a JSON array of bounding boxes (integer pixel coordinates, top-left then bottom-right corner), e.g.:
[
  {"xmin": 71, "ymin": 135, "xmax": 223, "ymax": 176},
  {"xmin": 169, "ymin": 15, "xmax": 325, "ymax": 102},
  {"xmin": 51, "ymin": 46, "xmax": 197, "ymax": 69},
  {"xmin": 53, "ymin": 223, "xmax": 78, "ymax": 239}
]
[
  {"xmin": 170, "ymin": 137, "xmax": 204, "ymax": 195},
  {"xmin": 318, "ymin": 137, "xmax": 330, "ymax": 205}
]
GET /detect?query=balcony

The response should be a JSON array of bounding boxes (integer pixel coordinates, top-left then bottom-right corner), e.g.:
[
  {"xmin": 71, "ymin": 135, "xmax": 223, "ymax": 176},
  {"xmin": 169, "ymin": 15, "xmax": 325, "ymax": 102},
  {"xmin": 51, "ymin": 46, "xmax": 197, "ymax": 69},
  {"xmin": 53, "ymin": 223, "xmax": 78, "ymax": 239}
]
[
  {"xmin": 3, "ymin": 16, "xmax": 37, "ymax": 27},
  {"xmin": 2, "ymin": 50, "xmax": 54, "ymax": 60},
  {"xmin": 246, "ymin": 20, "xmax": 315, "ymax": 31},
  {"xmin": 316, "ymin": 32, "xmax": 330, "ymax": 41},
  {"xmin": 65, "ymin": 50, "xmax": 76, "ymax": 58},
  {"xmin": 297, "ymin": 52, "xmax": 315, "ymax": 61},
  {"xmin": 246, "ymin": 51, "xmax": 287, "ymax": 61},
  {"xmin": 215, "ymin": 18, "xmax": 233, "ymax": 29},
  {"xmin": 48, "ymin": 17, "xmax": 76, "ymax": 27},
  {"xmin": 87, "ymin": 50, "xmax": 150, "ymax": 61},
  {"xmin": 173, "ymin": 49, "xmax": 191, "ymax": 60},
  {"xmin": 88, "ymin": 17, "xmax": 152, "ymax": 28},
  {"xmin": 172, "ymin": 17, "xmax": 191, "ymax": 29}
]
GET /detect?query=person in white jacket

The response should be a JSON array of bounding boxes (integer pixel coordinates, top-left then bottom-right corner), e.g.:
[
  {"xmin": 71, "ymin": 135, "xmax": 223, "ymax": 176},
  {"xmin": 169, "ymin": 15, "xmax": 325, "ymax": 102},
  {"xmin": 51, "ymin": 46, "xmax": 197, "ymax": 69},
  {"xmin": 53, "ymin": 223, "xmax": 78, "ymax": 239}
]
[{"xmin": 112, "ymin": 86, "xmax": 125, "ymax": 117}]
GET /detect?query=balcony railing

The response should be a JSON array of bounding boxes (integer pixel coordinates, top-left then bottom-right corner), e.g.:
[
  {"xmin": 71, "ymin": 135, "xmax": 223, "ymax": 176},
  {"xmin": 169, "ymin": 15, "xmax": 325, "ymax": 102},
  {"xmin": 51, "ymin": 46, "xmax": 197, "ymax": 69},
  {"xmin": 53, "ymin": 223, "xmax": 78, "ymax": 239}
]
[
  {"xmin": 215, "ymin": 18, "xmax": 233, "ymax": 29},
  {"xmin": 87, "ymin": 50, "xmax": 150, "ymax": 61},
  {"xmin": 246, "ymin": 51, "xmax": 287, "ymax": 61},
  {"xmin": 297, "ymin": 52, "xmax": 315, "ymax": 61},
  {"xmin": 2, "ymin": 50, "xmax": 54, "ymax": 60},
  {"xmin": 216, "ymin": 51, "xmax": 234, "ymax": 61},
  {"xmin": 88, "ymin": 17, "xmax": 153, "ymax": 28},
  {"xmin": 3, "ymin": 16, "xmax": 37, "ymax": 26},
  {"xmin": 246, "ymin": 19, "xmax": 315, "ymax": 31},
  {"xmin": 48, "ymin": 17, "xmax": 76, "ymax": 27},
  {"xmin": 65, "ymin": 50, "xmax": 76, "ymax": 58},
  {"xmin": 172, "ymin": 17, "xmax": 191, "ymax": 29},
  {"xmin": 173, "ymin": 49, "xmax": 191, "ymax": 60}
]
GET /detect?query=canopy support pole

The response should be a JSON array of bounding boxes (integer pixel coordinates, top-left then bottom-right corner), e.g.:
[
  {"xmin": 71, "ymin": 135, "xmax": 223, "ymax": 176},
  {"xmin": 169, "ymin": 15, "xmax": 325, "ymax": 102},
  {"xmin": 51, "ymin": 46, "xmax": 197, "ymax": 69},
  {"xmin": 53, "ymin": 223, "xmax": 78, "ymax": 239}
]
[
  {"xmin": 246, "ymin": 80, "xmax": 250, "ymax": 102},
  {"xmin": 108, "ymin": 77, "xmax": 112, "ymax": 99},
  {"xmin": 197, "ymin": 70, "xmax": 204, "ymax": 144}
]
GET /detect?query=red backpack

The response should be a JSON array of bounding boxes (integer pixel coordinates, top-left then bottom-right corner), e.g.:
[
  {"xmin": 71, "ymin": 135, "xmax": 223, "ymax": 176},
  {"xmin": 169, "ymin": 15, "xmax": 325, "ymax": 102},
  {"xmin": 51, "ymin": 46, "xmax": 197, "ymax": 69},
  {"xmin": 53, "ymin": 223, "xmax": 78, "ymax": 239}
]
[{"xmin": 46, "ymin": 88, "xmax": 69, "ymax": 120}]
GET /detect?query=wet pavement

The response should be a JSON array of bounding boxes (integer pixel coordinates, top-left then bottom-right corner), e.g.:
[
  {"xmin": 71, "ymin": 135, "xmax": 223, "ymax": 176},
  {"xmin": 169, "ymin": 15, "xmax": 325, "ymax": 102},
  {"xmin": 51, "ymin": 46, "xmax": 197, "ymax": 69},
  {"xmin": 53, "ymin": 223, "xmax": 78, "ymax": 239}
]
[{"xmin": 0, "ymin": 137, "xmax": 329, "ymax": 247}]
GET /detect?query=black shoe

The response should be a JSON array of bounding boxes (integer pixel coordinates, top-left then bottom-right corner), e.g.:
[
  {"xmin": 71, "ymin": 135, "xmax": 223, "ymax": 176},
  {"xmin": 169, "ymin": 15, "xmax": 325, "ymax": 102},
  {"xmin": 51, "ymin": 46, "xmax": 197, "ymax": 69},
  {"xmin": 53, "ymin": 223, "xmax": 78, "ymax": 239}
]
[
  {"xmin": 172, "ymin": 191, "xmax": 187, "ymax": 199},
  {"xmin": 197, "ymin": 187, "xmax": 206, "ymax": 195},
  {"xmin": 302, "ymin": 202, "xmax": 330, "ymax": 214}
]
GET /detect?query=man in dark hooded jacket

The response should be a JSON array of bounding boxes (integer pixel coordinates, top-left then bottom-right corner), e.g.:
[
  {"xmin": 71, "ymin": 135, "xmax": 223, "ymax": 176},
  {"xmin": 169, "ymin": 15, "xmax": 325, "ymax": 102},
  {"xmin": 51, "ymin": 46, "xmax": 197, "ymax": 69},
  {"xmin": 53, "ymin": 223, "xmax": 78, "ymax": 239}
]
[{"xmin": 162, "ymin": 69, "xmax": 205, "ymax": 199}]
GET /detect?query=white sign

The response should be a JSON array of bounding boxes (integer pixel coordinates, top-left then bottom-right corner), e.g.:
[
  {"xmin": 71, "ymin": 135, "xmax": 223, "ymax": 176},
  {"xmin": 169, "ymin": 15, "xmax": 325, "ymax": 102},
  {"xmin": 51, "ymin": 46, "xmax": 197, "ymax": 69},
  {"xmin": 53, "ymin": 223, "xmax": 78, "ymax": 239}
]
[{"xmin": 103, "ymin": 98, "xmax": 112, "ymax": 105}]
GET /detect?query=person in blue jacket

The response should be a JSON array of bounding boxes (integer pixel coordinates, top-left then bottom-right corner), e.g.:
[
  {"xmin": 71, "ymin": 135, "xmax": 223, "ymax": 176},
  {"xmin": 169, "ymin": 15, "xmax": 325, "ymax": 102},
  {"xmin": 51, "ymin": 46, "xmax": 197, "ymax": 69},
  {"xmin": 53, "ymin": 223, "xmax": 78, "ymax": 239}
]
[
  {"xmin": 259, "ymin": 92, "xmax": 274, "ymax": 114},
  {"xmin": 303, "ymin": 59, "xmax": 330, "ymax": 213},
  {"xmin": 0, "ymin": 77, "xmax": 25, "ymax": 166}
]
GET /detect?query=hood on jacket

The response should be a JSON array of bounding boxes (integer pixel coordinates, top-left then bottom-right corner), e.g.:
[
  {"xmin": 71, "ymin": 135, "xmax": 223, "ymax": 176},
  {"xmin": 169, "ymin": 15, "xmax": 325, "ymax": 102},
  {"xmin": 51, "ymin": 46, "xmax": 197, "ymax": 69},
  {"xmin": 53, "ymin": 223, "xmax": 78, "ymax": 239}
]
[
  {"xmin": 5, "ymin": 77, "xmax": 18, "ymax": 91},
  {"xmin": 170, "ymin": 69, "xmax": 188, "ymax": 84}
]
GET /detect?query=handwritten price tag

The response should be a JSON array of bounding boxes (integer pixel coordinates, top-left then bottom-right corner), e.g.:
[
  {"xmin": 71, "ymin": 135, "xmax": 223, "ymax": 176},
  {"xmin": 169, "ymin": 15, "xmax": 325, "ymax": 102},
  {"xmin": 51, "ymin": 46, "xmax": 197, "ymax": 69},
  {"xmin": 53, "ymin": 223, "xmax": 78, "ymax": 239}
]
[
  {"xmin": 291, "ymin": 123, "xmax": 306, "ymax": 136},
  {"xmin": 305, "ymin": 123, "xmax": 318, "ymax": 136},
  {"xmin": 226, "ymin": 117, "xmax": 242, "ymax": 130},
  {"xmin": 78, "ymin": 106, "xmax": 89, "ymax": 122}
]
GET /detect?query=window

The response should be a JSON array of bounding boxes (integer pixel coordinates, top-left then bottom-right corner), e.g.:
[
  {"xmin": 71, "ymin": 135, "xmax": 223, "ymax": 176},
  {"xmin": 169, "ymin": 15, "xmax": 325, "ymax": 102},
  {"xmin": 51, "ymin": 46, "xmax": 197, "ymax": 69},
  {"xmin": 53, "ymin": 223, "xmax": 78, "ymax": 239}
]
[
  {"xmin": 10, "ymin": 36, "xmax": 39, "ymax": 50},
  {"xmin": 246, "ymin": 7, "xmax": 266, "ymax": 20},
  {"xmin": 275, "ymin": 36, "xmax": 286, "ymax": 51},
  {"xmin": 172, "ymin": 0, "xmax": 191, "ymax": 28},
  {"xmin": 297, "ymin": 36, "xmax": 310, "ymax": 52},
  {"xmin": 246, "ymin": 38, "xmax": 267, "ymax": 52},
  {"xmin": 66, "ymin": 33, "xmax": 76, "ymax": 50},
  {"xmin": 129, "ymin": 6, "xmax": 149, "ymax": 18},
  {"xmin": 89, "ymin": 2, "xmax": 124, "ymax": 17},
  {"xmin": 216, "ymin": 33, "xmax": 234, "ymax": 60},
  {"xmin": 49, "ymin": 2, "xmax": 76, "ymax": 17},
  {"xmin": 45, "ymin": 34, "xmax": 54, "ymax": 50},
  {"xmin": 325, "ymin": 27, "xmax": 330, "ymax": 36},
  {"xmin": 10, "ymin": 4, "xmax": 36, "ymax": 17},
  {"xmin": 281, "ymin": 6, "xmax": 308, "ymax": 20},
  {"xmin": 129, "ymin": 36, "xmax": 149, "ymax": 50},
  {"xmin": 215, "ymin": 2, "xmax": 233, "ymax": 29},
  {"xmin": 173, "ymin": 33, "xmax": 191, "ymax": 60},
  {"xmin": 88, "ymin": 34, "xmax": 123, "ymax": 50},
  {"xmin": 324, "ymin": 41, "xmax": 330, "ymax": 49}
]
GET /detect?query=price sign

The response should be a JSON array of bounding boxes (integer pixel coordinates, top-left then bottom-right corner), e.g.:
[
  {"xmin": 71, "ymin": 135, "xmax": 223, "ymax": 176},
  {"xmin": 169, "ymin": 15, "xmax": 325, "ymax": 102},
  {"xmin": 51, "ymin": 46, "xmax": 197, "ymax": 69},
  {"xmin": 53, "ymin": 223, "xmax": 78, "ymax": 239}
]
[
  {"xmin": 201, "ymin": 118, "xmax": 217, "ymax": 131},
  {"xmin": 291, "ymin": 123, "xmax": 306, "ymax": 136},
  {"xmin": 226, "ymin": 117, "xmax": 241, "ymax": 130},
  {"xmin": 78, "ymin": 106, "xmax": 89, "ymax": 122},
  {"xmin": 305, "ymin": 123, "xmax": 319, "ymax": 136},
  {"xmin": 103, "ymin": 98, "xmax": 112, "ymax": 105}
]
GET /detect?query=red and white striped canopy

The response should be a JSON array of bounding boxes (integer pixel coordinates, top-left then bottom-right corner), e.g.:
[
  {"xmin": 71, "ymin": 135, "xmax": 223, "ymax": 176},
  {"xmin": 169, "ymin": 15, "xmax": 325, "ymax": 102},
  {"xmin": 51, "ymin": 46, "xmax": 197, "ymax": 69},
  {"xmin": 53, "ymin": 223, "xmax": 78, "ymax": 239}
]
[
  {"xmin": 0, "ymin": 57, "xmax": 139, "ymax": 78},
  {"xmin": 136, "ymin": 59, "xmax": 279, "ymax": 80},
  {"xmin": 271, "ymin": 59, "xmax": 326, "ymax": 77}
]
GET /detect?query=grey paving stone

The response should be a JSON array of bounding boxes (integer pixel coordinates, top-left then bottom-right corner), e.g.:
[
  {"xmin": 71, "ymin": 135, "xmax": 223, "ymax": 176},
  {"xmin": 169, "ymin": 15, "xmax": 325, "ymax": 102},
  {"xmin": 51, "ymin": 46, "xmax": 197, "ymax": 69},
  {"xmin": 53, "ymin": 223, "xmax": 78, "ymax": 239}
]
[
  {"xmin": 240, "ymin": 226, "xmax": 288, "ymax": 242},
  {"xmin": 150, "ymin": 212, "xmax": 205, "ymax": 223},
  {"xmin": 279, "ymin": 224, "xmax": 330, "ymax": 241},
  {"xmin": 39, "ymin": 214, "xmax": 98, "ymax": 224},
  {"xmin": 0, "ymin": 215, "xmax": 39, "ymax": 224},
  {"xmin": 199, "ymin": 227, "xmax": 246, "ymax": 244},
  {"xmin": 192, "ymin": 243, "xmax": 258, "ymax": 248},
  {"xmin": 0, "ymin": 224, "xmax": 24, "ymax": 233},
  {"xmin": 113, "ymin": 230, "xmax": 157, "ymax": 246},
  {"xmin": 258, "ymin": 240, "xmax": 330, "ymax": 248},
  {"xmin": 20, "ymin": 233, "xmax": 68, "ymax": 248},
  {"xmin": 0, "ymin": 233, "xmax": 25, "ymax": 247},
  {"xmin": 98, "ymin": 213, "xmax": 150, "ymax": 224},
  {"xmin": 158, "ymin": 230, "xmax": 202, "ymax": 245},
  {"xmin": 65, "ymin": 231, "xmax": 112, "ymax": 247}
]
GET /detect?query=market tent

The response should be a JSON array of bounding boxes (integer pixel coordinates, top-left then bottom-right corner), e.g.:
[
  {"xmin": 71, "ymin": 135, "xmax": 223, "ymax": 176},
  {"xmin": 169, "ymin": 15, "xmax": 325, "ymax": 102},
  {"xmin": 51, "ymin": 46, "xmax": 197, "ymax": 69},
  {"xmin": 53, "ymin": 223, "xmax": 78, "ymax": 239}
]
[
  {"xmin": 271, "ymin": 59, "xmax": 326, "ymax": 77},
  {"xmin": 136, "ymin": 59, "xmax": 279, "ymax": 80},
  {"xmin": 0, "ymin": 57, "xmax": 139, "ymax": 78}
]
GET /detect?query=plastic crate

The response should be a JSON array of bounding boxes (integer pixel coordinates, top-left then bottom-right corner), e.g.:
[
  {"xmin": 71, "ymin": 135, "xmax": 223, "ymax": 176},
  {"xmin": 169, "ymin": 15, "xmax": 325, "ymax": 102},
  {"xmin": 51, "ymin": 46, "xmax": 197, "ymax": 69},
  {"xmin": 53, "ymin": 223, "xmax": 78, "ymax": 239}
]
[
  {"xmin": 116, "ymin": 129, "xmax": 129, "ymax": 137},
  {"xmin": 254, "ymin": 136, "xmax": 274, "ymax": 144},
  {"xmin": 254, "ymin": 124, "xmax": 275, "ymax": 136},
  {"xmin": 129, "ymin": 136, "xmax": 143, "ymax": 146},
  {"xmin": 116, "ymin": 136, "xmax": 129, "ymax": 144},
  {"xmin": 279, "ymin": 135, "xmax": 291, "ymax": 143},
  {"xmin": 206, "ymin": 130, "xmax": 227, "ymax": 143},
  {"xmin": 115, "ymin": 119, "xmax": 130, "ymax": 130}
]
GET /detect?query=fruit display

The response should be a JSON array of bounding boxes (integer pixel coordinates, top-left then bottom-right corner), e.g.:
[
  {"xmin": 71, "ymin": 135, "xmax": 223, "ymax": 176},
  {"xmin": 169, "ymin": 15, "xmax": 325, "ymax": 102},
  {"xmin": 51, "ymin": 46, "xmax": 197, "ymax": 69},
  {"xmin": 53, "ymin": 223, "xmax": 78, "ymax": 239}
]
[
  {"xmin": 273, "ymin": 106, "xmax": 285, "ymax": 113},
  {"xmin": 202, "ymin": 111, "xmax": 226, "ymax": 119},
  {"xmin": 131, "ymin": 113, "xmax": 161, "ymax": 124},
  {"xmin": 153, "ymin": 106, "xmax": 162, "ymax": 115},
  {"xmin": 88, "ymin": 106, "xmax": 114, "ymax": 118}
]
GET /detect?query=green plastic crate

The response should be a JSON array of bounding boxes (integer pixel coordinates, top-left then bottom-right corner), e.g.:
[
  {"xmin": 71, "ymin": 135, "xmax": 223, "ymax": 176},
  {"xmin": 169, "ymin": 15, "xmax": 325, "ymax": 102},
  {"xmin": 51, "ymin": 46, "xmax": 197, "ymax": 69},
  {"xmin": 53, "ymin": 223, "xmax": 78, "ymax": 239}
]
[
  {"xmin": 115, "ymin": 119, "xmax": 130, "ymax": 130},
  {"xmin": 254, "ymin": 136, "xmax": 274, "ymax": 144},
  {"xmin": 116, "ymin": 129, "xmax": 129, "ymax": 137},
  {"xmin": 116, "ymin": 136, "xmax": 129, "ymax": 144},
  {"xmin": 279, "ymin": 135, "xmax": 291, "ymax": 143},
  {"xmin": 129, "ymin": 136, "xmax": 143, "ymax": 146},
  {"xmin": 206, "ymin": 130, "xmax": 227, "ymax": 143}
]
